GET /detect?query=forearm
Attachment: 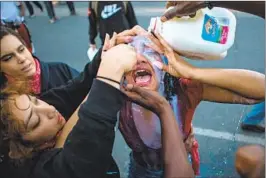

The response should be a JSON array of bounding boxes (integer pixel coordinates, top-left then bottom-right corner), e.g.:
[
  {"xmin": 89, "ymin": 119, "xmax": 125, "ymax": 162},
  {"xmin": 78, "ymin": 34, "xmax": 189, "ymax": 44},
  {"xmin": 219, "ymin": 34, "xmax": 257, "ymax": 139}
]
[
  {"xmin": 212, "ymin": 1, "xmax": 265, "ymax": 18},
  {"xmin": 192, "ymin": 68, "xmax": 265, "ymax": 99},
  {"xmin": 160, "ymin": 106, "xmax": 194, "ymax": 177},
  {"xmin": 62, "ymin": 80, "xmax": 125, "ymax": 177}
]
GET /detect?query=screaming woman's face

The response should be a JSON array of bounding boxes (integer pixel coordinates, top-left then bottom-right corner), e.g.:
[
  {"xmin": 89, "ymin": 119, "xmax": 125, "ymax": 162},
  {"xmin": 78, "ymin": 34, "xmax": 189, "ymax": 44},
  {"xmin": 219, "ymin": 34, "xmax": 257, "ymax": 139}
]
[{"xmin": 124, "ymin": 36, "xmax": 165, "ymax": 91}]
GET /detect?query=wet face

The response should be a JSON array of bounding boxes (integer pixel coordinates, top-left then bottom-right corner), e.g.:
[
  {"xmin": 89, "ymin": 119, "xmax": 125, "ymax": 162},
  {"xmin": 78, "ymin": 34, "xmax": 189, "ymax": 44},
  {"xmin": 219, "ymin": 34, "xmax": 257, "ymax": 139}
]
[
  {"xmin": 125, "ymin": 54, "xmax": 164, "ymax": 91},
  {"xmin": 8, "ymin": 94, "xmax": 66, "ymax": 146},
  {"xmin": 0, "ymin": 35, "xmax": 36, "ymax": 78},
  {"xmin": 125, "ymin": 36, "xmax": 165, "ymax": 91}
]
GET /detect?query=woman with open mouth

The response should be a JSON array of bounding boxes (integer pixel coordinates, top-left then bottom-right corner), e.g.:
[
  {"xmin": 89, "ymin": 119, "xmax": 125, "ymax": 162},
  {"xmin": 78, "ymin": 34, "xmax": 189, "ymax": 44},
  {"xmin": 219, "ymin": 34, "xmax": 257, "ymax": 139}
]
[{"xmin": 119, "ymin": 34, "xmax": 265, "ymax": 177}]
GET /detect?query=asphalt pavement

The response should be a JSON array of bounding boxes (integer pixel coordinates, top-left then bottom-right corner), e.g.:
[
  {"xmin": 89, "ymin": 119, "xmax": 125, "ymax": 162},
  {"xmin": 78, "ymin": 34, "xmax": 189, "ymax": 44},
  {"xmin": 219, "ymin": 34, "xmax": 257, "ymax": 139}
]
[{"xmin": 25, "ymin": 2, "xmax": 265, "ymax": 177}]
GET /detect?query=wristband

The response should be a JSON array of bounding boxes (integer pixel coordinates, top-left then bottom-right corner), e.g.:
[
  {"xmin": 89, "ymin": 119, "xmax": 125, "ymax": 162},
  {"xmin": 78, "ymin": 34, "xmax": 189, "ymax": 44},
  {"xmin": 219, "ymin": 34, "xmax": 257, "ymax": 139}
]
[{"xmin": 97, "ymin": 76, "xmax": 121, "ymax": 85}]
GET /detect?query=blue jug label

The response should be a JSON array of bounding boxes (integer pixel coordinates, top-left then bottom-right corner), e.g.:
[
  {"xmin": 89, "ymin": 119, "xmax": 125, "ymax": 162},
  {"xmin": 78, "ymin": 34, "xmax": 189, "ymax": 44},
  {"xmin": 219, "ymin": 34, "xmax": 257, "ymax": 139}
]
[{"xmin": 202, "ymin": 14, "xmax": 229, "ymax": 44}]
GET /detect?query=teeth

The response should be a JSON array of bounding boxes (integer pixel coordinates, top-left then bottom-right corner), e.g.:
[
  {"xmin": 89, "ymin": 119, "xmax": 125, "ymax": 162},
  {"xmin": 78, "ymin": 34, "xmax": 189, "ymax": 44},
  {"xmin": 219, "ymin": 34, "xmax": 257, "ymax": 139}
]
[{"xmin": 135, "ymin": 70, "xmax": 145, "ymax": 75}]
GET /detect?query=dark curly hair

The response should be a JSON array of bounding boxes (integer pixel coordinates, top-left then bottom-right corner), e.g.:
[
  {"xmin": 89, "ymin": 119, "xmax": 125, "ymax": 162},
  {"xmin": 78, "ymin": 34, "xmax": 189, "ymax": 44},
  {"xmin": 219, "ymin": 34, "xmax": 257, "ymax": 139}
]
[{"xmin": 163, "ymin": 73, "xmax": 180, "ymax": 101}]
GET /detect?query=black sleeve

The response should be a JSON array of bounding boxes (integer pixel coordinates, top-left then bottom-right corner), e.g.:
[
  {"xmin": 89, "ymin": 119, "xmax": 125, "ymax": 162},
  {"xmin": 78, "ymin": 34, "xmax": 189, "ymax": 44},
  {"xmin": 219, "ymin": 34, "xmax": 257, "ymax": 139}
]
[
  {"xmin": 33, "ymin": 80, "xmax": 125, "ymax": 178},
  {"xmin": 88, "ymin": 1, "xmax": 98, "ymax": 44},
  {"xmin": 64, "ymin": 64, "xmax": 80, "ymax": 78},
  {"xmin": 39, "ymin": 49, "xmax": 102, "ymax": 119},
  {"xmin": 125, "ymin": 2, "xmax": 138, "ymax": 28}
]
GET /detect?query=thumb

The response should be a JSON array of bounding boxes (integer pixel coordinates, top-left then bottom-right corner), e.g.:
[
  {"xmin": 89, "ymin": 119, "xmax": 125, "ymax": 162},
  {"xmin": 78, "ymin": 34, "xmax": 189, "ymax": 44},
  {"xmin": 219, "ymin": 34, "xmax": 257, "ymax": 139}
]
[
  {"xmin": 126, "ymin": 84, "xmax": 142, "ymax": 94},
  {"xmin": 161, "ymin": 6, "xmax": 178, "ymax": 22},
  {"xmin": 153, "ymin": 61, "xmax": 168, "ymax": 72},
  {"xmin": 154, "ymin": 61, "xmax": 180, "ymax": 77}
]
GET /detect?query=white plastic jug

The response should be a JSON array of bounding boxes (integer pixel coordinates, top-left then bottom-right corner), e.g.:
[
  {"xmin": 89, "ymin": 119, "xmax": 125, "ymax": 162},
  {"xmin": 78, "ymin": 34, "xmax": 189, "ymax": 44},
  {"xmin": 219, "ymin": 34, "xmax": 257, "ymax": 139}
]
[{"xmin": 148, "ymin": 7, "xmax": 237, "ymax": 60}]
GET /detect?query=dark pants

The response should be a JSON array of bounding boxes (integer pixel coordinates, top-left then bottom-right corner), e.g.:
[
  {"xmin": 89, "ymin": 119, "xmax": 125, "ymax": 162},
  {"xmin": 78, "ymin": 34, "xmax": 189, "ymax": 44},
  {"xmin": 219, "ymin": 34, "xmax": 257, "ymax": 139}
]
[
  {"xmin": 24, "ymin": 1, "xmax": 43, "ymax": 16},
  {"xmin": 44, "ymin": 1, "xmax": 75, "ymax": 19},
  {"xmin": 44, "ymin": 1, "xmax": 56, "ymax": 19},
  {"xmin": 66, "ymin": 1, "xmax": 75, "ymax": 13}
]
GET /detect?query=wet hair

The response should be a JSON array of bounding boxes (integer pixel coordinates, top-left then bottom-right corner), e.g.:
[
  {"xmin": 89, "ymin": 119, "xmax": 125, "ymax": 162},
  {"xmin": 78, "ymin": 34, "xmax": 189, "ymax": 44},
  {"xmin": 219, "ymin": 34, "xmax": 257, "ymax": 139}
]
[
  {"xmin": 0, "ymin": 81, "xmax": 34, "ymax": 166},
  {"xmin": 0, "ymin": 26, "xmax": 27, "ymax": 90},
  {"xmin": 164, "ymin": 73, "xmax": 180, "ymax": 101}
]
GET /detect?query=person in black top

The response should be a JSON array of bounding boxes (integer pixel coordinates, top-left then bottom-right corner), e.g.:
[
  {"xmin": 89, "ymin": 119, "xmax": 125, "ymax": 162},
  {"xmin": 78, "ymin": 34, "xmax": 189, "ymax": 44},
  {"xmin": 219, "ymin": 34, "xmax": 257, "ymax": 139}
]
[
  {"xmin": 24, "ymin": 1, "xmax": 43, "ymax": 18},
  {"xmin": 88, "ymin": 1, "xmax": 138, "ymax": 50},
  {"xmin": 0, "ymin": 26, "xmax": 80, "ymax": 95},
  {"xmin": 0, "ymin": 33, "xmax": 135, "ymax": 178},
  {"xmin": 0, "ymin": 26, "xmax": 194, "ymax": 178}
]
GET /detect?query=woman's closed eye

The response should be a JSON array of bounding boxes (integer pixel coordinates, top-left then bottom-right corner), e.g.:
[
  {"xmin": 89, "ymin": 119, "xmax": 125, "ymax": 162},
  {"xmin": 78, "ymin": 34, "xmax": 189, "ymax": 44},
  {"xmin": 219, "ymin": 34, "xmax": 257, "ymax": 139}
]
[
  {"xmin": 28, "ymin": 116, "xmax": 40, "ymax": 130},
  {"xmin": 1, "ymin": 54, "xmax": 13, "ymax": 62}
]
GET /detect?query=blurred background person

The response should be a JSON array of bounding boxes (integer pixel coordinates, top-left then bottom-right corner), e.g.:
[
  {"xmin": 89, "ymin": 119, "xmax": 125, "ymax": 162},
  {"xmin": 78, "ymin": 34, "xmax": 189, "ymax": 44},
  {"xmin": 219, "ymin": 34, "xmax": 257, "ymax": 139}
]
[
  {"xmin": 0, "ymin": 1, "xmax": 34, "ymax": 53},
  {"xmin": 44, "ymin": 1, "xmax": 76, "ymax": 24},
  {"xmin": 24, "ymin": 1, "xmax": 43, "ymax": 18},
  {"xmin": 88, "ymin": 1, "xmax": 138, "ymax": 53}
]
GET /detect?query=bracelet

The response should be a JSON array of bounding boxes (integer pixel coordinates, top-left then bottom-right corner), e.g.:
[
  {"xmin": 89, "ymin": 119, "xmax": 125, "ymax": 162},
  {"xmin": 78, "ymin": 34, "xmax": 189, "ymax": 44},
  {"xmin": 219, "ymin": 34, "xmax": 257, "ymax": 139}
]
[{"xmin": 97, "ymin": 76, "xmax": 121, "ymax": 85}]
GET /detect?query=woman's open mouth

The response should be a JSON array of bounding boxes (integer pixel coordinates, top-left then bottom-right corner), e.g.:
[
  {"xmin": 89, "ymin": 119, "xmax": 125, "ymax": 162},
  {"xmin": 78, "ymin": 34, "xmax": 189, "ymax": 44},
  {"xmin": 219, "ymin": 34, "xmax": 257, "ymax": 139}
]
[{"xmin": 133, "ymin": 69, "xmax": 152, "ymax": 87}]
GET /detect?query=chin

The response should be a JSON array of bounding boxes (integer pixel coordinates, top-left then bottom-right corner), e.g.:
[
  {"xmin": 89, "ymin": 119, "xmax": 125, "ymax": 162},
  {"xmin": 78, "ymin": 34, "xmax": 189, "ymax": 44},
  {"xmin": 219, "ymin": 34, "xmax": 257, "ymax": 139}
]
[{"xmin": 26, "ymin": 68, "xmax": 37, "ymax": 77}]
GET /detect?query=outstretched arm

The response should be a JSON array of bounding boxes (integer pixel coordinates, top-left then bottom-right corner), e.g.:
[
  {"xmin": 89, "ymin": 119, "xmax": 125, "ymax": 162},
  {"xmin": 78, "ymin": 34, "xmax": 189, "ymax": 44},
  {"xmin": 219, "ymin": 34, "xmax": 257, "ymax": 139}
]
[
  {"xmin": 193, "ymin": 68, "xmax": 265, "ymax": 103},
  {"xmin": 161, "ymin": 1, "xmax": 265, "ymax": 22},
  {"xmin": 152, "ymin": 32, "xmax": 265, "ymax": 104}
]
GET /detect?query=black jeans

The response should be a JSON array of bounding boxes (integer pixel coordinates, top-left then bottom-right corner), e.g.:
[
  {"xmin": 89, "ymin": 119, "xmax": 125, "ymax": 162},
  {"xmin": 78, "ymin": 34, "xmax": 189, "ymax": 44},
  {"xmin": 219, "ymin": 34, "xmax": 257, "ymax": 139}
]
[
  {"xmin": 44, "ymin": 1, "xmax": 56, "ymax": 19},
  {"xmin": 66, "ymin": 1, "xmax": 75, "ymax": 13},
  {"xmin": 44, "ymin": 1, "xmax": 75, "ymax": 19},
  {"xmin": 24, "ymin": 1, "xmax": 43, "ymax": 16}
]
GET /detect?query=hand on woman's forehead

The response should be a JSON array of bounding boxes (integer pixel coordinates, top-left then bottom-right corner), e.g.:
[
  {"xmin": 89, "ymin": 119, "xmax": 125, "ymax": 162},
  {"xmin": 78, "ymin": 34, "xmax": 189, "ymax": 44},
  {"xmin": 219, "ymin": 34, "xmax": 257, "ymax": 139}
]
[{"xmin": 129, "ymin": 36, "xmax": 163, "ymax": 64}]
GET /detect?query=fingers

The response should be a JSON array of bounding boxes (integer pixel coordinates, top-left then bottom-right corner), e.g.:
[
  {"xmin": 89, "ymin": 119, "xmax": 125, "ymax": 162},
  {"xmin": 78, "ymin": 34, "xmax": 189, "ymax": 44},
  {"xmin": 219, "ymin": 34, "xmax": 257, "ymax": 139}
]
[
  {"xmin": 145, "ymin": 32, "xmax": 164, "ymax": 54},
  {"xmin": 116, "ymin": 35, "xmax": 133, "ymax": 44},
  {"xmin": 102, "ymin": 33, "xmax": 110, "ymax": 51},
  {"xmin": 161, "ymin": 6, "xmax": 178, "ymax": 22},
  {"xmin": 118, "ymin": 25, "xmax": 148, "ymax": 37},
  {"xmin": 153, "ymin": 33, "xmax": 173, "ymax": 53},
  {"xmin": 121, "ymin": 85, "xmax": 145, "ymax": 102},
  {"xmin": 124, "ymin": 84, "xmax": 146, "ymax": 98},
  {"xmin": 109, "ymin": 32, "xmax": 117, "ymax": 48},
  {"xmin": 153, "ymin": 61, "xmax": 169, "ymax": 73},
  {"xmin": 166, "ymin": 1, "xmax": 178, "ymax": 9}
]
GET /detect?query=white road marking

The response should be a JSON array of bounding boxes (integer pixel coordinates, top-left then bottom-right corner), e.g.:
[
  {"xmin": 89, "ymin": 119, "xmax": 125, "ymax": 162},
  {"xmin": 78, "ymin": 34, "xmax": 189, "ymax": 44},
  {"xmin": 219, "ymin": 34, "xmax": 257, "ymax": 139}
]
[{"xmin": 194, "ymin": 127, "xmax": 265, "ymax": 145}]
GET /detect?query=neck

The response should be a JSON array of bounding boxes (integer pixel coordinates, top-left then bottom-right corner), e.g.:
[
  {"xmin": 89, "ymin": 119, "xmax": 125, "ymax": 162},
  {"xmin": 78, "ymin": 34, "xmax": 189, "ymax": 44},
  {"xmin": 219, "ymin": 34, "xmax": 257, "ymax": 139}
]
[{"xmin": 133, "ymin": 84, "xmax": 165, "ymax": 121}]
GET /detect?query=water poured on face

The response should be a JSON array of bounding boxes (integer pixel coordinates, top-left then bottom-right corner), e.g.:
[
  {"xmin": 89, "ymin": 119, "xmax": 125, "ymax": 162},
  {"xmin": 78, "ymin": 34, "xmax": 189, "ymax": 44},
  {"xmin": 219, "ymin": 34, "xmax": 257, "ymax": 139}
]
[{"xmin": 126, "ymin": 36, "xmax": 166, "ymax": 92}]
